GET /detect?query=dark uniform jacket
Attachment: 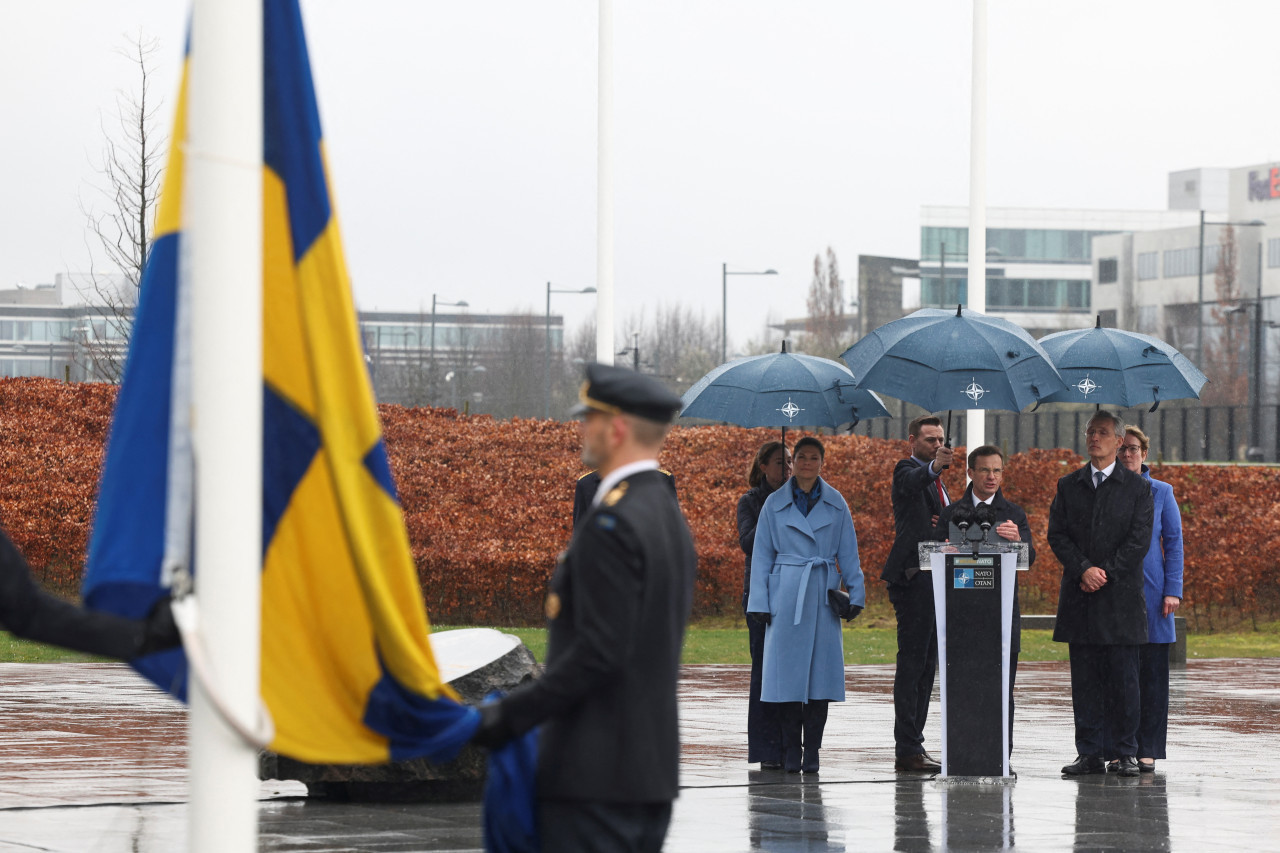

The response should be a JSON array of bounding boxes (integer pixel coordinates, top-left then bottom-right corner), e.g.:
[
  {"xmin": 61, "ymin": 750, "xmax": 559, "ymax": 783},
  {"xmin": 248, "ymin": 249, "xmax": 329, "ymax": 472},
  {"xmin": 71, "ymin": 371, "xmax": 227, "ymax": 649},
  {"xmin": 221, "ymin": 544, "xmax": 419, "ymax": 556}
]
[
  {"xmin": 502, "ymin": 469, "xmax": 697, "ymax": 803},
  {"xmin": 933, "ymin": 486, "xmax": 1036, "ymax": 652},
  {"xmin": 736, "ymin": 481, "xmax": 778, "ymax": 597},
  {"xmin": 572, "ymin": 469, "xmax": 677, "ymax": 529},
  {"xmin": 1048, "ymin": 463, "xmax": 1154, "ymax": 645},
  {"xmin": 0, "ymin": 526, "xmax": 154, "ymax": 660},
  {"xmin": 882, "ymin": 456, "xmax": 947, "ymax": 585}
]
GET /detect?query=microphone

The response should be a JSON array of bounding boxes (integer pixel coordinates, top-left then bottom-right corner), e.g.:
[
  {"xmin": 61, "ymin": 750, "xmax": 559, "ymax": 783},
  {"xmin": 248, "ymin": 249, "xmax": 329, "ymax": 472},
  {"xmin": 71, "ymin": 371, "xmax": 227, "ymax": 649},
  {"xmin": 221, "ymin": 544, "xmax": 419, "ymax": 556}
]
[
  {"xmin": 974, "ymin": 503, "xmax": 996, "ymax": 537},
  {"xmin": 947, "ymin": 501, "xmax": 974, "ymax": 545}
]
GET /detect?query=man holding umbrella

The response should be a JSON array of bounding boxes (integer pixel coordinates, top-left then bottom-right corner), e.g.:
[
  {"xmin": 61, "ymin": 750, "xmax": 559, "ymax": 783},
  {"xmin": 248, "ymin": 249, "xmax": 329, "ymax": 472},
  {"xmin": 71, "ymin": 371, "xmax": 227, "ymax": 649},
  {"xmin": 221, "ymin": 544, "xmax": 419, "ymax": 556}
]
[{"xmin": 883, "ymin": 414, "xmax": 953, "ymax": 773}]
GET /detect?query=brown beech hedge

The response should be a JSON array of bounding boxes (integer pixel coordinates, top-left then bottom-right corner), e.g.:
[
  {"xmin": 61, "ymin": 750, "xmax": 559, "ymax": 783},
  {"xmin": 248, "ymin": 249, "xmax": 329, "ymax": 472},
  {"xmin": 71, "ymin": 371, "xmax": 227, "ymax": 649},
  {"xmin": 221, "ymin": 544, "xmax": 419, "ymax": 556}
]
[{"xmin": 2, "ymin": 377, "xmax": 1277, "ymax": 630}]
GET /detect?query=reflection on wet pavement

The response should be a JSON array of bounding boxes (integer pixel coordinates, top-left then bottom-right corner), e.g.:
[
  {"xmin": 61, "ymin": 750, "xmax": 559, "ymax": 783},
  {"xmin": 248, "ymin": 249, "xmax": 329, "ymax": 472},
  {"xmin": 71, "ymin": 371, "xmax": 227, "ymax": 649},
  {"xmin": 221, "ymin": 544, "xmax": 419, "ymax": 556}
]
[{"xmin": 1, "ymin": 660, "xmax": 1278, "ymax": 851}]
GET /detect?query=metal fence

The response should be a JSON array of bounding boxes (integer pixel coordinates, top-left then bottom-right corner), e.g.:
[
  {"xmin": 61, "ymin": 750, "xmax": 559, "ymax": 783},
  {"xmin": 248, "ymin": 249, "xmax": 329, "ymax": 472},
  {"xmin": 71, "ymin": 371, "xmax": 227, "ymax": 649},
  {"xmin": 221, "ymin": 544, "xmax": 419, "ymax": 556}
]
[{"xmin": 854, "ymin": 403, "xmax": 1280, "ymax": 464}]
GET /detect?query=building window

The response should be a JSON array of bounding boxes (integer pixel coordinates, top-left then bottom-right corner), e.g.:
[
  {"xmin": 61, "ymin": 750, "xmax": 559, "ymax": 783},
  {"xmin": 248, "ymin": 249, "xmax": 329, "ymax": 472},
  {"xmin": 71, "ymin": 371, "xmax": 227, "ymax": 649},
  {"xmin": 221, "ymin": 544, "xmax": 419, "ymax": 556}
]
[
  {"xmin": 1163, "ymin": 247, "xmax": 1199, "ymax": 278},
  {"xmin": 1137, "ymin": 252, "xmax": 1159, "ymax": 280},
  {"xmin": 1098, "ymin": 258, "xmax": 1118, "ymax": 284},
  {"xmin": 1269, "ymin": 237, "xmax": 1280, "ymax": 268}
]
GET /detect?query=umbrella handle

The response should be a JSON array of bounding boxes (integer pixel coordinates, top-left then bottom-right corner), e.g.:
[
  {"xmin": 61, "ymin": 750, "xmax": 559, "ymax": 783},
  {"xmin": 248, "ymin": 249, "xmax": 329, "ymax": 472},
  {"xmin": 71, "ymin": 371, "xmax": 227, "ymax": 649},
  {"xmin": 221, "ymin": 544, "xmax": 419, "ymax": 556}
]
[
  {"xmin": 941, "ymin": 410, "xmax": 952, "ymax": 468},
  {"xmin": 1149, "ymin": 386, "xmax": 1161, "ymax": 413}
]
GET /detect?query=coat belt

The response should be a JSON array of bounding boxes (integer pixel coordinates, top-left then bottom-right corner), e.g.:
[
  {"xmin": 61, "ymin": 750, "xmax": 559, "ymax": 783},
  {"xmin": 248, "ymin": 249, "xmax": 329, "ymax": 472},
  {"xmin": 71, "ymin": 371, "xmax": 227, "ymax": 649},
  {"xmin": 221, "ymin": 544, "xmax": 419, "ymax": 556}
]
[{"xmin": 774, "ymin": 553, "xmax": 836, "ymax": 626}]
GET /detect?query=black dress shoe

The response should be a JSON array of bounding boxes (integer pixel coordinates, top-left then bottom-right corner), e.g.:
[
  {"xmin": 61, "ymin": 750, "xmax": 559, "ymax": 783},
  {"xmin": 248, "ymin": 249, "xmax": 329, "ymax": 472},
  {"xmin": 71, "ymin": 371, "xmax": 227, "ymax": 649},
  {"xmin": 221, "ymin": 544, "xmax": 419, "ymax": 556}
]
[
  {"xmin": 802, "ymin": 749, "xmax": 819, "ymax": 774},
  {"xmin": 895, "ymin": 753, "xmax": 942, "ymax": 773},
  {"xmin": 1061, "ymin": 755, "xmax": 1106, "ymax": 775},
  {"xmin": 760, "ymin": 761, "xmax": 783, "ymax": 770},
  {"xmin": 1138, "ymin": 759, "xmax": 1156, "ymax": 773},
  {"xmin": 1116, "ymin": 756, "xmax": 1140, "ymax": 777}
]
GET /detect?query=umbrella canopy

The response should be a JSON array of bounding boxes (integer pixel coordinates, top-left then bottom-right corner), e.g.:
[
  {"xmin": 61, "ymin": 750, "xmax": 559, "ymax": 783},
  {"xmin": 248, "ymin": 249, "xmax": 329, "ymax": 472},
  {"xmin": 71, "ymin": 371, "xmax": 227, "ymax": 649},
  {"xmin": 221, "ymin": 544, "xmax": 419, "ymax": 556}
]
[
  {"xmin": 839, "ymin": 306, "xmax": 1067, "ymax": 413},
  {"xmin": 679, "ymin": 350, "xmax": 889, "ymax": 430},
  {"xmin": 1038, "ymin": 317, "xmax": 1208, "ymax": 410}
]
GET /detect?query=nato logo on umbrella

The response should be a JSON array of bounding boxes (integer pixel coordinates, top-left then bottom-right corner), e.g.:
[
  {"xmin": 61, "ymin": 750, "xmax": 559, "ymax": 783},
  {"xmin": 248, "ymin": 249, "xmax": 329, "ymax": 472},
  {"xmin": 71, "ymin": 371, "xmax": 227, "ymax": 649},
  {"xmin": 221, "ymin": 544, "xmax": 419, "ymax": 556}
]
[
  {"xmin": 964, "ymin": 378, "xmax": 986, "ymax": 403},
  {"xmin": 777, "ymin": 397, "xmax": 805, "ymax": 421},
  {"xmin": 1074, "ymin": 374, "xmax": 1101, "ymax": 397}
]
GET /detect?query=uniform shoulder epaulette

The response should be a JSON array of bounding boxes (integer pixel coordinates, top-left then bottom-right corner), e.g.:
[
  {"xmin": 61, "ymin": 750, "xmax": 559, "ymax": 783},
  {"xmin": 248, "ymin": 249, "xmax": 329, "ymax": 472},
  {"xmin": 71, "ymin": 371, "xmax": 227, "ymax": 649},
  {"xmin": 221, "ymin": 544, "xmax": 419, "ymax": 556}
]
[{"xmin": 601, "ymin": 481, "xmax": 629, "ymax": 507}]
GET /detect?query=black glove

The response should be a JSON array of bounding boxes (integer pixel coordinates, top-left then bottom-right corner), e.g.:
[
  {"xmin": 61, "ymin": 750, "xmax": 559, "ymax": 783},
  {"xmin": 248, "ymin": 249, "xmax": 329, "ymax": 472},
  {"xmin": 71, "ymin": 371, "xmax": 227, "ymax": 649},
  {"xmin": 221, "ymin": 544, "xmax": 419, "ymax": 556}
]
[
  {"xmin": 471, "ymin": 701, "xmax": 514, "ymax": 749},
  {"xmin": 747, "ymin": 611, "xmax": 771, "ymax": 626},
  {"xmin": 137, "ymin": 596, "xmax": 182, "ymax": 656},
  {"xmin": 827, "ymin": 588, "xmax": 862, "ymax": 622}
]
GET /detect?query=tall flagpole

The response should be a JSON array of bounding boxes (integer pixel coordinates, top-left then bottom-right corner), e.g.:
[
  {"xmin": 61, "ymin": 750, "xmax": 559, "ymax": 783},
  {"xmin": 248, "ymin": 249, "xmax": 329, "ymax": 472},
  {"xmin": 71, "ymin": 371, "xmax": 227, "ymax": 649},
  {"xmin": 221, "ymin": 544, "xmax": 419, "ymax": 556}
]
[
  {"xmin": 185, "ymin": 0, "xmax": 263, "ymax": 850},
  {"xmin": 965, "ymin": 0, "xmax": 988, "ymax": 456},
  {"xmin": 596, "ymin": 0, "xmax": 615, "ymax": 365}
]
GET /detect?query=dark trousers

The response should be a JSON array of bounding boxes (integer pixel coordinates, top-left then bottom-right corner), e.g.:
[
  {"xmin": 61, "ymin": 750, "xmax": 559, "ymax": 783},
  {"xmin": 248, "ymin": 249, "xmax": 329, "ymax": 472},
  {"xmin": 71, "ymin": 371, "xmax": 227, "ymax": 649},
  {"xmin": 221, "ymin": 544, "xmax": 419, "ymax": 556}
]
[
  {"xmin": 1136, "ymin": 642, "xmax": 1171, "ymax": 759},
  {"xmin": 776, "ymin": 700, "xmax": 829, "ymax": 771},
  {"xmin": 888, "ymin": 575, "xmax": 938, "ymax": 757},
  {"xmin": 1069, "ymin": 643, "xmax": 1140, "ymax": 757},
  {"xmin": 747, "ymin": 615, "xmax": 782, "ymax": 763},
  {"xmin": 539, "ymin": 799, "xmax": 673, "ymax": 853}
]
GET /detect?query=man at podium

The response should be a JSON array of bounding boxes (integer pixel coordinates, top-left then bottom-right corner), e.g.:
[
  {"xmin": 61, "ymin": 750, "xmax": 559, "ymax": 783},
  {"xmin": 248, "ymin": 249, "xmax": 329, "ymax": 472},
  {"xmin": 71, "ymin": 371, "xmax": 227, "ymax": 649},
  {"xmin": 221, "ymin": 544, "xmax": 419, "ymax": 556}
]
[{"xmin": 933, "ymin": 445, "xmax": 1035, "ymax": 756}]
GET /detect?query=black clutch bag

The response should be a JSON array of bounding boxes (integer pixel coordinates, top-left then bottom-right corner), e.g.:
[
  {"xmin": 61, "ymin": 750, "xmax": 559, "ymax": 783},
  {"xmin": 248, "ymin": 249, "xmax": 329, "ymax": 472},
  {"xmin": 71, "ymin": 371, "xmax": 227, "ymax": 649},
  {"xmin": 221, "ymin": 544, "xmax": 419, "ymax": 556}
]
[{"xmin": 827, "ymin": 587, "xmax": 862, "ymax": 622}]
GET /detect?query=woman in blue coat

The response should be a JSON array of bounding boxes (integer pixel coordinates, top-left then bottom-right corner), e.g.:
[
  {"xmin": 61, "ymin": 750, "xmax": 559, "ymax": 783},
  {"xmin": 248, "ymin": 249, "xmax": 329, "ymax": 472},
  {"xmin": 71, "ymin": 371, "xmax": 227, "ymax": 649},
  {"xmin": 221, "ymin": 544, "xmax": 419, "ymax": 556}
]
[
  {"xmin": 737, "ymin": 440, "xmax": 791, "ymax": 768},
  {"xmin": 746, "ymin": 436, "xmax": 865, "ymax": 774},
  {"xmin": 1119, "ymin": 426, "xmax": 1184, "ymax": 772}
]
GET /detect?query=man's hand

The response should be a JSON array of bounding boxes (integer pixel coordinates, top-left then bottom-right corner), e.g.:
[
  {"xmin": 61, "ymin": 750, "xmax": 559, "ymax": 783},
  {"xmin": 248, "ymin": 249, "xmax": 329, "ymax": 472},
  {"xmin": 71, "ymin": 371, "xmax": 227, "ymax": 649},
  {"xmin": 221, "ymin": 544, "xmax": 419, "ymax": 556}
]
[
  {"xmin": 1079, "ymin": 566, "xmax": 1107, "ymax": 593},
  {"xmin": 933, "ymin": 445, "xmax": 954, "ymax": 471},
  {"xmin": 471, "ymin": 701, "xmax": 513, "ymax": 749},
  {"xmin": 995, "ymin": 520, "xmax": 1020, "ymax": 542}
]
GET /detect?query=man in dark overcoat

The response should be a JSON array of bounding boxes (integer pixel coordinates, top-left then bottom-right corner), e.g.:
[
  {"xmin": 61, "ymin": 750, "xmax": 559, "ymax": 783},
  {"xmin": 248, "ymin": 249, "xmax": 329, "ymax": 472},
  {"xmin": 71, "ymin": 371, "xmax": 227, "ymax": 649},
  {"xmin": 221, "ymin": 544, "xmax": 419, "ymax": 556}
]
[
  {"xmin": 883, "ymin": 414, "xmax": 954, "ymax": 773},
  {"xmin": 933, "ymin": 444, "xmax": 1035, "ymax": 756},
  {"xmin": 474, "ymin": 363, "xmax": 696, "ymax": 852},
  {"xmin": 1048, "ymin": 410, "xmax": 1154, "ymax": 778}
]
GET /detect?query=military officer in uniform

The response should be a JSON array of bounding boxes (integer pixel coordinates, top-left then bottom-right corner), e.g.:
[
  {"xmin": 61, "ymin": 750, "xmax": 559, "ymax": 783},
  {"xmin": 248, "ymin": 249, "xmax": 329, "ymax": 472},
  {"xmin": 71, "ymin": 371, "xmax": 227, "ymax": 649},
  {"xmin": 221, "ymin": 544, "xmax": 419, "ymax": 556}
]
[{"xmin": 474, "ymin": 363, "xmax": 697, "ymax": 853}]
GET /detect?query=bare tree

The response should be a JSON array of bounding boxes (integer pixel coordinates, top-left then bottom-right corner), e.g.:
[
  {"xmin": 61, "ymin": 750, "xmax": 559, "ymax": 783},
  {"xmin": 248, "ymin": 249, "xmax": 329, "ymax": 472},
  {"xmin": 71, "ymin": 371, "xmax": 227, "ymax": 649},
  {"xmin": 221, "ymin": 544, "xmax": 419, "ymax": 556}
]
[
  {"xmin": 78, "ymin": 32, "xmax": 165, "ymax": 382},
  {"xmin": 1202, "ymin": 225, "xmax": 1248, "ymax": 406},
  {"xmin": 480, "ymin": 313, "xmax": 544, "ymax": 418},
  {"xmin": 802, "ymin": 247, "xmax": 849, "ymax": 359},
  {"xmin": 612, "ymin": 304, "xmax": 719, "ymax": 396}
]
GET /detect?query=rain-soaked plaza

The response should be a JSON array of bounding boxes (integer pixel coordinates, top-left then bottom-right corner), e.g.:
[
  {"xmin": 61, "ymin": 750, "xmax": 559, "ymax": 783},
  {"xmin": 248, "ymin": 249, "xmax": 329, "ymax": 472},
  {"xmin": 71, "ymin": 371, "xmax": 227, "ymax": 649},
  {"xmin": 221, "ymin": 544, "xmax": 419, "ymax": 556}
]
[{"xmin": 1, "ymin": 658, "xmax": 1278, "ymax": 851}]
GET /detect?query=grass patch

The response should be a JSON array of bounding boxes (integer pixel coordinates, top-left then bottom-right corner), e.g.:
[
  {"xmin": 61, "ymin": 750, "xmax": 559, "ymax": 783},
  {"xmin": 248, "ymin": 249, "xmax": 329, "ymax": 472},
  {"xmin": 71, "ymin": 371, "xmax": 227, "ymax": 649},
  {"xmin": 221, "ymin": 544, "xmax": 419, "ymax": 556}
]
[
  {"xmin": 9, "ymin": 622, "xmax": 1277, "ymax": 666},
  {"xmin": 0, "ymin": 632, "xmax": 105, "ymax": 663}
]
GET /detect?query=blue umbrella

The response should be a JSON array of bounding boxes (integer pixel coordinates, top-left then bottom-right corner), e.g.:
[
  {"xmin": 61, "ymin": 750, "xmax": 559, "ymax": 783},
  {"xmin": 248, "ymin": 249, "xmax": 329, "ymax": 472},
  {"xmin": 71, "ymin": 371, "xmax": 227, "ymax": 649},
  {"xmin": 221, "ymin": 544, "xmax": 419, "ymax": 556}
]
[
  {"xmin": 679, "ymin": 345, "xmax": 890, "ymax": 436},
  {"xmin": 839, "ymin": 305, "xmax": 1067, "ymax": 413},
  {"xmin": 1038, "ymin": 316, "xmax": 1208, "ymax": 411}
]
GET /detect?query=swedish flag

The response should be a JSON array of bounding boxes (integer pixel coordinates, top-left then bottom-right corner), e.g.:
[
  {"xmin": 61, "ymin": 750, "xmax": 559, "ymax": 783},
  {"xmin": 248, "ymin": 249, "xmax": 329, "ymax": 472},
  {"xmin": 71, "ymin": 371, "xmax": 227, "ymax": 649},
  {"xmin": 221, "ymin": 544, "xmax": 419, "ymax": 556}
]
[{"xmin": 84, "ymin": 0, "xmax": 476, "ymax": 764}]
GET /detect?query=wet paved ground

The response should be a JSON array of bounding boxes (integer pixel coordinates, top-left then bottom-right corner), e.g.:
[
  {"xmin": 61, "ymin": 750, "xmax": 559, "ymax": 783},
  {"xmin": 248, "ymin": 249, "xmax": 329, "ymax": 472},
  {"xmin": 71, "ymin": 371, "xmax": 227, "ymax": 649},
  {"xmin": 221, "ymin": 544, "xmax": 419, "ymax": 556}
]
[{"xmin": 1, "ymin": 659, "xmax": 1278, "ymax": 851}]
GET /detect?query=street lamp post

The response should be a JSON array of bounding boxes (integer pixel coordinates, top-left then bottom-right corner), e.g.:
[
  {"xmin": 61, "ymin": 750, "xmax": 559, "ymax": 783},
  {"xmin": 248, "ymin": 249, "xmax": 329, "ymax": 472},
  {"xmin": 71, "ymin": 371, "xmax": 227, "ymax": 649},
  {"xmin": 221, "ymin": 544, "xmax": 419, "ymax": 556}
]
[
  {"xmin": 721, "ymin": 264, "xmax": 777, "ymax": 364},
  {"xmin": 431, "ymin": 294, "xmax": 468, "ymax": 406},
  {"xmin": 545, "ymin": 283, "xmax": 597, "ymax": 419},
  {"xmin": 1196, "ymin": 213, "xmax": 1264, "ymax": 368}
]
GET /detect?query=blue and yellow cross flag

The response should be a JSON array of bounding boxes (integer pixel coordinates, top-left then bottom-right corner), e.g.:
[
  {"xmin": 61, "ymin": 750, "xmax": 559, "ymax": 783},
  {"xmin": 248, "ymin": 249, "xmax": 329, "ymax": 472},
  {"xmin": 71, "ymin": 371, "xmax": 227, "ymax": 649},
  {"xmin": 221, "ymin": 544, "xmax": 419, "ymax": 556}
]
[{"xmin": 82, "ymin": 0, "xmax": 482, "ymax": 766}]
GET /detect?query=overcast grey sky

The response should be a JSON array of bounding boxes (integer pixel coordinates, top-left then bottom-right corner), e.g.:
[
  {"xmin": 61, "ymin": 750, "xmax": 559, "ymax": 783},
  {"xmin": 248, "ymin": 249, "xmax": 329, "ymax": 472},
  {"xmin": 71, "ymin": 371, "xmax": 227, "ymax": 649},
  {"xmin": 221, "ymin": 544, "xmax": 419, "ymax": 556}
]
[{"xmin": 4, "ymin": 1, "xmax": 1279, "ymax": 353}]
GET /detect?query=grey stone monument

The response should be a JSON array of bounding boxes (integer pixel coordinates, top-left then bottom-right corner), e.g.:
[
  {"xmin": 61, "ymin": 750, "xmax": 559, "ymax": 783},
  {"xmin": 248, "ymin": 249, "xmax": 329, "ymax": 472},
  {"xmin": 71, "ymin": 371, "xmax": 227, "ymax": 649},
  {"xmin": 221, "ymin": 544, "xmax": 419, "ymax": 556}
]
[{"xmin": 258, "ymin": 628, "xmax": 540, "ymax": 801}]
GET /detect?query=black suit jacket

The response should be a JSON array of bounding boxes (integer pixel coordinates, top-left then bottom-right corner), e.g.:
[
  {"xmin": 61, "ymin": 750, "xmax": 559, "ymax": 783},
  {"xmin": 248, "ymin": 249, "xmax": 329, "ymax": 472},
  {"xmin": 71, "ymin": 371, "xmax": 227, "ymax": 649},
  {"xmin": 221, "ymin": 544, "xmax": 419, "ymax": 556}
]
[
  {"xmin": 501, "ymin": 469, "xmax": 696, "ymax": 803},
  {"xmin": 1048, "ymin": 463, "xmax": 1154, "ymax": 645},
  {"xmin": 882, "ymin": 456, "xmax": 948, "ymax": 585}
]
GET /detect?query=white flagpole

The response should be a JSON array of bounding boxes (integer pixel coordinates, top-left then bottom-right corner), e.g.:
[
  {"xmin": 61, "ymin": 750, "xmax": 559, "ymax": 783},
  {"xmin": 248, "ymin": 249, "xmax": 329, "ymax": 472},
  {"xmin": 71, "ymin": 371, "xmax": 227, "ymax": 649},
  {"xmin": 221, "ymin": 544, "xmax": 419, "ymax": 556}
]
[
  {"xmin": 966, "ymin": 0, "xmax": 988, "ymax": 455},
  {"xmin": 185, "ymin": 0, "xmax": 263, "ymax": 850},
  {"xmin": 596, "ymin": 0, "xmax": 615, "ymax": 365}
]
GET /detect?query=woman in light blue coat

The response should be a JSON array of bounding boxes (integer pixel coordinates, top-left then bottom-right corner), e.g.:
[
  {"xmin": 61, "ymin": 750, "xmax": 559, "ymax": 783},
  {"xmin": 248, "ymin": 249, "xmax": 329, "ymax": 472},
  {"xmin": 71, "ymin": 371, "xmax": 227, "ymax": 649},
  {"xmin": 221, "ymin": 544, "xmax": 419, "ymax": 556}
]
[
  {"xmin": 746, "ymin": 436, "xmax": 865, "ymax": 774},
  {"xmin": 1120, "ymin": 427, "xmax": 1183, "ymax": 773}
]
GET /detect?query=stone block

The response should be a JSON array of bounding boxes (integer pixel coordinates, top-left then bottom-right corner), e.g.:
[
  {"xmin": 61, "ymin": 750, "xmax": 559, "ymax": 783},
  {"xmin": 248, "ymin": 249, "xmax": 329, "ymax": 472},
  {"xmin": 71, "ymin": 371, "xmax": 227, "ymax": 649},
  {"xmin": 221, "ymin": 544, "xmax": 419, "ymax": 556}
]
[{"xmin": 258, "ymin": 629, "xmax": 540, "ymax": 801}]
